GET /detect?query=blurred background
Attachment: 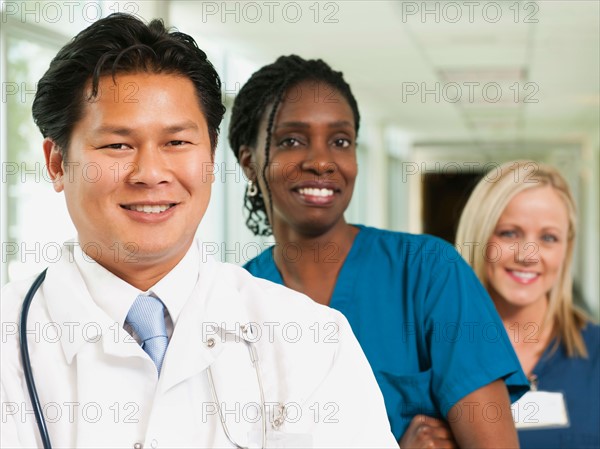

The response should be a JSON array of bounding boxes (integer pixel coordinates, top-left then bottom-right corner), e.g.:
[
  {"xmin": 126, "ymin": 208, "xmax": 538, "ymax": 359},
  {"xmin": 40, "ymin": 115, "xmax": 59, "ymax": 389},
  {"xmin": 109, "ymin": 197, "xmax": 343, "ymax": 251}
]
[{"xmin": 1, "ymin": 0, "xmax": 598, "ymax": 318}]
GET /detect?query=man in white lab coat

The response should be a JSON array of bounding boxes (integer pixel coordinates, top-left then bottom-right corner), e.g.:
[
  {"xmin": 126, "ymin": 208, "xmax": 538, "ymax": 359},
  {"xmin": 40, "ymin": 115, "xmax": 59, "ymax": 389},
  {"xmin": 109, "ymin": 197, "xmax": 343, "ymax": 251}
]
[{"xmin": 0, "ymin": 13, "xmax": 396, "ymax": 448}]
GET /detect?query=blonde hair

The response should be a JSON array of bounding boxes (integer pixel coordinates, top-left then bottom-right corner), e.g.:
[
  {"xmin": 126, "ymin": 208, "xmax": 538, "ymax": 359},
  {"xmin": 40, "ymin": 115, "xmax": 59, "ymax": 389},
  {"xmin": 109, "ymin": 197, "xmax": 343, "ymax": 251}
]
[{"xmin": 456, "ymin": 160, "xmax": 589, "ymax": 357}]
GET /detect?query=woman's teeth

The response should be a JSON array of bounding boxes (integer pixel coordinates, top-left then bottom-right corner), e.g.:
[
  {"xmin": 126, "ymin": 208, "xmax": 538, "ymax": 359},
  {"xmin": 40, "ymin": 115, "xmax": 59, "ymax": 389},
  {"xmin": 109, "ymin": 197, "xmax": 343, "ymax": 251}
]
[
  {"xmin": 125, "ymin": 204, "xmax": 171, "ymax": 214},
  {"xmin": 298, "ymin": 188, "xmax": 334, "ymax": 197},
  {"xmin": 510, "ymin": 270, "xmax": 537, "ymax": 280}
]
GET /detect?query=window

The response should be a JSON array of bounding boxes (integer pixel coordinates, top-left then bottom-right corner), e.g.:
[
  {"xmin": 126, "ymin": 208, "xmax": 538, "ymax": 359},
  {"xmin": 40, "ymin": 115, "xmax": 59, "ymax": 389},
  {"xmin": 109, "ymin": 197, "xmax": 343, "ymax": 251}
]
[{"xmin": 1, "ymin": 26, "xmax": 72, "ymax": 284}]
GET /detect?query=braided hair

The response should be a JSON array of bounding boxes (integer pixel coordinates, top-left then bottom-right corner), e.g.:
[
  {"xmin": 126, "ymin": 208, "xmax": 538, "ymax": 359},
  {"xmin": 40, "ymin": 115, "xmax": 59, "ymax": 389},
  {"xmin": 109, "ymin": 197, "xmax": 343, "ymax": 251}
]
[{"xmin": 228, "ymin": 55, "xmax": 360, "ymax": 236}]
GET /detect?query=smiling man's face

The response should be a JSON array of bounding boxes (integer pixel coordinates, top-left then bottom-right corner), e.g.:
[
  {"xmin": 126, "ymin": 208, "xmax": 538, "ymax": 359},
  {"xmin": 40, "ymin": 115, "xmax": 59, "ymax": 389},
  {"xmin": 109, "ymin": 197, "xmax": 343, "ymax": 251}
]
[{"xmin": 45, "ymin": 72, "xmax": 214, "ymax": 279}]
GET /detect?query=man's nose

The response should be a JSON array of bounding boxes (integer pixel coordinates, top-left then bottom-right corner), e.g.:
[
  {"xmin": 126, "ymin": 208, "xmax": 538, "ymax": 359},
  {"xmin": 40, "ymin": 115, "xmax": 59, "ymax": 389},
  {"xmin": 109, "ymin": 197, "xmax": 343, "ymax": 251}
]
[{"xmin": 128, "ymin": 146, "xmax": 172, "ymax": 186}]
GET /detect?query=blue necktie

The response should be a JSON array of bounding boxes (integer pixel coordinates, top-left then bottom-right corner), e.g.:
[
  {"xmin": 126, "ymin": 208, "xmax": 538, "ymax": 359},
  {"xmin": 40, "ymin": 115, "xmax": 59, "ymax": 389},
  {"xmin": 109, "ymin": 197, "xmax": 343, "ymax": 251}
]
[{"xmin": 126, "ymin": 294, "xmax": 168, "ymax": 374}]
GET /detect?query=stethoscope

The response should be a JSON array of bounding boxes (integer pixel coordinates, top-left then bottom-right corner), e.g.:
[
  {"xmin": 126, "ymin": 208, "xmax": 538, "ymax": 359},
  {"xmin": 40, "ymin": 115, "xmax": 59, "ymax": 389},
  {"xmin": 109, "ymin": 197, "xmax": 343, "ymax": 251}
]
[{"xmin": 19, "ymin": 269, "xmax": 268, "ymax": 449}]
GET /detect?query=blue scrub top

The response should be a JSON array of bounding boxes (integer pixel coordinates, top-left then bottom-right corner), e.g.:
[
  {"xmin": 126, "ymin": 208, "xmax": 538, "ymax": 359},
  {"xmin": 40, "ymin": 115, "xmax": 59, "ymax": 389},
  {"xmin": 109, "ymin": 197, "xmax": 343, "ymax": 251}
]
[
  {"xmin": 245, "ymin": 225, "xmax": 528, "ymax": 440},
  {"xmin": 518, "ymin": 323, "xmax": 600, "ymax": 449}
]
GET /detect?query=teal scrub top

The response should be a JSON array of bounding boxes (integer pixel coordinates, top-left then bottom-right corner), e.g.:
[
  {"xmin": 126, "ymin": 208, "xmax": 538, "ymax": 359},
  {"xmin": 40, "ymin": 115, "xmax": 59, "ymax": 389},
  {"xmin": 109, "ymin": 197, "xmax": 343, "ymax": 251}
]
[{"xmin": 244, "ymin": 225, "xmax": 529, "ymax": 440}]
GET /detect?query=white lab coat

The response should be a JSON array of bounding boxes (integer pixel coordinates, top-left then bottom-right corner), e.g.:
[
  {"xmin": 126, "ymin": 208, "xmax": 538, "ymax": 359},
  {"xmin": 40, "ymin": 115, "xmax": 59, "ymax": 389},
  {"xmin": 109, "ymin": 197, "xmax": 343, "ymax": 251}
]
[{"xmin": 1, "ymin": 241, "xmax": 397, "ymax": 448}]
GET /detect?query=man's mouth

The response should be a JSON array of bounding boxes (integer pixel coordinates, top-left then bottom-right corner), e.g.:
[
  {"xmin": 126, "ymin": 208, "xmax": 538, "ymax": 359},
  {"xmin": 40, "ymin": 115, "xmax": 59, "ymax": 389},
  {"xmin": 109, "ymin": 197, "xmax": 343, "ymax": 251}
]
[{"xmin": 121, "ymin": 204, "xmax": 176, "ymax": 214}]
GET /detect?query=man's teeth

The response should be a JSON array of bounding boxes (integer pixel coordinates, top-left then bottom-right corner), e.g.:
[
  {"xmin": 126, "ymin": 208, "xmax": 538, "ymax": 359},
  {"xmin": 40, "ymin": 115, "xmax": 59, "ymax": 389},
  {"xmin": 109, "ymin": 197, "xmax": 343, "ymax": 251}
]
[
  {"xmin": 125, "ymin": 204, "xmax": 171, "ymax": 214},
  {"xmin": 511, "ymin": 271, "xmax": 537, "ymax": 280},
  {"xmin": 298, "ymin": 187, "xmax": 334, "ymax": 197}
]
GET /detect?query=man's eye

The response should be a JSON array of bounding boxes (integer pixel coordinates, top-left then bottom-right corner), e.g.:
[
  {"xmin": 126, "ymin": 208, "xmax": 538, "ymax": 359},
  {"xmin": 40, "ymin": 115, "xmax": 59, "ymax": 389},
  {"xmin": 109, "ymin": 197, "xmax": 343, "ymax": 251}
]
[
  {"xmin": 102, "ymin": 143, "xmax": 130, "ymax": 150},
  {"xmin": 168, "ymin": 140, "xmax": 188, "ymax": 146}
]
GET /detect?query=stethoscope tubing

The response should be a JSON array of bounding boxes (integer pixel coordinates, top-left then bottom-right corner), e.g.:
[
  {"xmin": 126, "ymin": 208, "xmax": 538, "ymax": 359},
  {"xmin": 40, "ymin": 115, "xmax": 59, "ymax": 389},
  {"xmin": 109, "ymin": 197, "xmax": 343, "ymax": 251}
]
[
  {"xmin": 19, "ymin": 268, "xmax": 51, "ymax": 449},
  {"xmin": 206, "ymin": 327, "xmax": 267, "ymax": 449}
]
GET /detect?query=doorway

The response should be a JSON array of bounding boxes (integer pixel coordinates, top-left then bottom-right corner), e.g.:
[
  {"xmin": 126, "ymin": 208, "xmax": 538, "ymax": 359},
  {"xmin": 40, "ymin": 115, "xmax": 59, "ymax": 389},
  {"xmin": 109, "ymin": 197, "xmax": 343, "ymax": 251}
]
[{"xmin": 421, "ymin": 172, "xmax": 482, "ymax": 244}]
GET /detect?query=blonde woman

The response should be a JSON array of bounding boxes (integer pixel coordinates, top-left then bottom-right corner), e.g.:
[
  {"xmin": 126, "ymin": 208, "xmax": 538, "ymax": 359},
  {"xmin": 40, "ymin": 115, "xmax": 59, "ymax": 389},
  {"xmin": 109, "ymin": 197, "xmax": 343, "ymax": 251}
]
[{"xmin": 456, "ymin": 160, "xmax": 599, "ymax": 448}]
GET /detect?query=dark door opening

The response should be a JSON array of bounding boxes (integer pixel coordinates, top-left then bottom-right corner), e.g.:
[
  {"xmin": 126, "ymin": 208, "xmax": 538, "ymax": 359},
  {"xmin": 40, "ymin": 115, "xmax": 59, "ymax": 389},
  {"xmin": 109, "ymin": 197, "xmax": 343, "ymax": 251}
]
[{"xmin": 422, "ymin": 172, "xmax": 482, "ymax": 245}]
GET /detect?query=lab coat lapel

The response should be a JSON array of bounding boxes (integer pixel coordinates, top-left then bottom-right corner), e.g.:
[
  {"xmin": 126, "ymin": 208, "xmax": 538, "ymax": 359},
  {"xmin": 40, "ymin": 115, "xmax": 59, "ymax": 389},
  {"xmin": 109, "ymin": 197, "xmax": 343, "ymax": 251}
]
[
  {"xmin": 42, "ymin": 245, "xmax": 158, "ymax": 445},
  {"xmin": 158, "ymin": 259, "xmax": 248, "ymax": 394},
  {"xmin": 44, "ymin": 244, "xmax": 152, "ymax": 363}
]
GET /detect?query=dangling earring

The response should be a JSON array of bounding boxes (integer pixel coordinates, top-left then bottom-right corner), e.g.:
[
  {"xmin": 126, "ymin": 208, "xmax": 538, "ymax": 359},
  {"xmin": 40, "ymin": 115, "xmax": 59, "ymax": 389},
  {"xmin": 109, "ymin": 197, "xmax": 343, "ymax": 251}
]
[{"xmin": 247, "ymin": 180, "xmax": 258, "ymax": 197}]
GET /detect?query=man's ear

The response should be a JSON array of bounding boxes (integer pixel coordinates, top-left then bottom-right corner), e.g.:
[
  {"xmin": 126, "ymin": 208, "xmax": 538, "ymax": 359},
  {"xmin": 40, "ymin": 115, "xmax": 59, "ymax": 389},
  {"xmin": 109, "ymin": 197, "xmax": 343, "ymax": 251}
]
[
  {"xmin": 43, "ymin": 138, "xmax": 65, "ymax": 192},
  {"xmin": 238, "ymin": 145, "xmax": 258, "ymax": 181}
]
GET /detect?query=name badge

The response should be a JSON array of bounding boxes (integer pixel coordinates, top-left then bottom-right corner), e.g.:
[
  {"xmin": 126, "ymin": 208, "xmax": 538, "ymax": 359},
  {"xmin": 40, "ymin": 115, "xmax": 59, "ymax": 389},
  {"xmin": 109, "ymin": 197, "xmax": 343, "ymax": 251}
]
[{"xmin": 511, "ymin": 390, "xmax": 570, "ymax": 430}]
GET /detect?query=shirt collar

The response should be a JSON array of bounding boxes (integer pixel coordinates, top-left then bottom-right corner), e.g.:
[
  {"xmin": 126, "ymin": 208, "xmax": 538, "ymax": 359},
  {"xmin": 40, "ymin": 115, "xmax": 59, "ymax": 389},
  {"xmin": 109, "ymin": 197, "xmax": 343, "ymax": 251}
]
[
  {"xmin": 74, "ymin": 240, "xmax": 199, "ymax": 329},
  {"xmin": 149, "ymin": 243, "xmax": 199, "ymax": 327}
]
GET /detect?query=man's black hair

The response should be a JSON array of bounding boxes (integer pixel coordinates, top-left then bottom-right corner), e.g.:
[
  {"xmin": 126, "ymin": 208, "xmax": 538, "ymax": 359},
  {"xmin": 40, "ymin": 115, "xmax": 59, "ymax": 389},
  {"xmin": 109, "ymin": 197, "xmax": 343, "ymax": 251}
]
[
  {"xmin": 32, "ymin": 13, "xmax": 225, "ymax": 159},
  {"xmin": 228, "ymin": 55, "xmax": 360, "ymax": 236}
]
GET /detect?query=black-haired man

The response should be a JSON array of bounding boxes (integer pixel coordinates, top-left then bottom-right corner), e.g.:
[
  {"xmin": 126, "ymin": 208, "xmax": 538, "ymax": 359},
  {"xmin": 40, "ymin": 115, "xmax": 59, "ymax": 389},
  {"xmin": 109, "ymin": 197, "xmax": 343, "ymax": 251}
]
[{"xmin": 1, "ymin": 14, "xmax": 396, "ymax": 448}]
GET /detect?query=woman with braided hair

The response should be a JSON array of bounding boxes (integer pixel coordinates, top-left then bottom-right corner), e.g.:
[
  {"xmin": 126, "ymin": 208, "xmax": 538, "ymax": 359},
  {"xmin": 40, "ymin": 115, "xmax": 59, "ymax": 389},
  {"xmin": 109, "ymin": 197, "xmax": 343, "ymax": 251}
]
[{"xmin": 229, "ymin": 55, "xmax": 528, "ymax": 448}]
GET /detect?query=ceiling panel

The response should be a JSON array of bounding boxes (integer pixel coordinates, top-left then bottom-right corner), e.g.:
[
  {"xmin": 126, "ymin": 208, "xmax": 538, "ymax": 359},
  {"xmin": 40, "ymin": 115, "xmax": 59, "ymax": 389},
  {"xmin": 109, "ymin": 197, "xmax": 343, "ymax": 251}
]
[{"xmin": 171, "ymin": 0, "xmax": 599, "ymax": 143}]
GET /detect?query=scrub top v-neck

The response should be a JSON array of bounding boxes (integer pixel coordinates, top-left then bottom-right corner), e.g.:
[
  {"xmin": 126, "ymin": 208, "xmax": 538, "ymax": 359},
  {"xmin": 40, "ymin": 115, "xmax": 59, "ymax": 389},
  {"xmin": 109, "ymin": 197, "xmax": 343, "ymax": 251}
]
[{"xmin": 517, "ymin": 324, "xmax": 599, "ymax": 449}]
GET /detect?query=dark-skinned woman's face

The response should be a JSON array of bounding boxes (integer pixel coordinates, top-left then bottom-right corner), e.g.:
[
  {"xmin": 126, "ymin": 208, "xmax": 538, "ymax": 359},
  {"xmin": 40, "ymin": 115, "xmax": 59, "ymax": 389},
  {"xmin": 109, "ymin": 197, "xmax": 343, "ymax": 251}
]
[{"xmin": 251, "ymin": 80, "xmax": 358, "ymax": 236}]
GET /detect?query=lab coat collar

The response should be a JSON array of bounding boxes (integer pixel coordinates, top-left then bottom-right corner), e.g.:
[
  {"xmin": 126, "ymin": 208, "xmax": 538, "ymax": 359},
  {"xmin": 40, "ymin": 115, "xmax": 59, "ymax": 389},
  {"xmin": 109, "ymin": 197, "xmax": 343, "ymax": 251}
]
[
  {"xmin": 73, "ymin": 238, "xmax": 199, "ymax": 333},
  {"xmin": 44, "ymin": 241, "xmax": 252, "ymax": 387},
  {"xmin": 72, "ymin": 241, "xmax": 140, "ymax": 333},
  {"xmin": 145, "ymin": 241, "xmax": 199, "ymax": 328},
  {"xmin": 44, "ymin": 243, "xmax": 141, "ymax": 364}
]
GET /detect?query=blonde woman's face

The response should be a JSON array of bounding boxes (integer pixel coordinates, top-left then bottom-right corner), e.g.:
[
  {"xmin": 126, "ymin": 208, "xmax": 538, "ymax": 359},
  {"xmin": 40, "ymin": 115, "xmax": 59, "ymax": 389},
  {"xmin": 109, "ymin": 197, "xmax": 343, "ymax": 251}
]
[{"xmin": 485, "ymin": 186, "xmax": 570, "ymax": 313}]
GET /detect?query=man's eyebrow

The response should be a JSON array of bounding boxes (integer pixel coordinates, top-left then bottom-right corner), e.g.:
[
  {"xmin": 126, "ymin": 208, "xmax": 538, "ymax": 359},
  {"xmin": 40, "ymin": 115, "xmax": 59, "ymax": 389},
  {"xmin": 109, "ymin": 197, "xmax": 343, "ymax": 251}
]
[
  {"xmin": 95, "ymin": 121, "xmax": 201, "ymax": 135},
  {"xmin": 96, "ymin": 126, "xmax": 133, "ymax": 135},
  {"xmin": 163, "ymin": 121, "xmax": 201, "ymax": 133}
]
